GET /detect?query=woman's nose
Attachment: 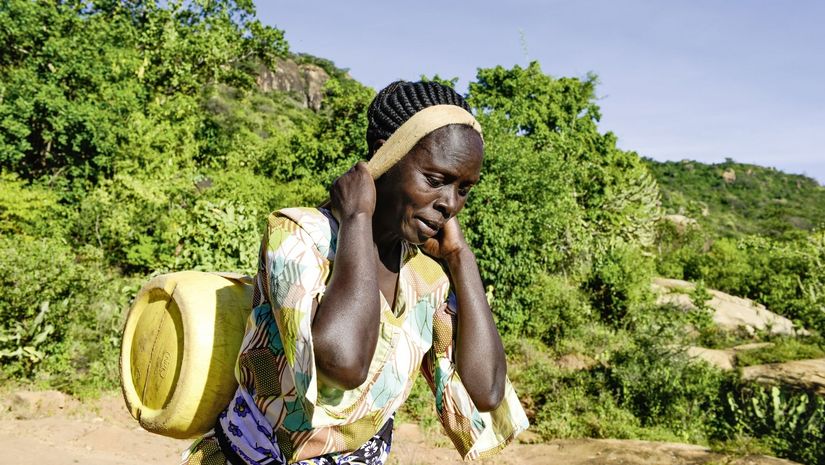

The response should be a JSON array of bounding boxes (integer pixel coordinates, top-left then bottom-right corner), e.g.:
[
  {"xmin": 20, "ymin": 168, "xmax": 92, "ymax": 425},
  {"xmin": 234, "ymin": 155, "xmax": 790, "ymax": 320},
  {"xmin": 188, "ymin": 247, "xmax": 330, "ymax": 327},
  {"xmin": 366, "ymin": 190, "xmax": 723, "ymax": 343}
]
[{"xmin": 434, "ymin": 187, "xmax": 460, "ymax": 218}]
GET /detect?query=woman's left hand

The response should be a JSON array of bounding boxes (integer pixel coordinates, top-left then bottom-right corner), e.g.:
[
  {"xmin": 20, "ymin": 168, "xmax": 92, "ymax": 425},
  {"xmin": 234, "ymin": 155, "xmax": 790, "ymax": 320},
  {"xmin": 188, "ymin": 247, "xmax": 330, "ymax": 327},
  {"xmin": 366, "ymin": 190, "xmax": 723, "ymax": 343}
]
[
  {"xmin": 421, "ymin": 217, "xmax": 469, "ymax": 262},
  {"xmin": 424, "ymin": 215, "xmax": 507, "ymax": 411}
]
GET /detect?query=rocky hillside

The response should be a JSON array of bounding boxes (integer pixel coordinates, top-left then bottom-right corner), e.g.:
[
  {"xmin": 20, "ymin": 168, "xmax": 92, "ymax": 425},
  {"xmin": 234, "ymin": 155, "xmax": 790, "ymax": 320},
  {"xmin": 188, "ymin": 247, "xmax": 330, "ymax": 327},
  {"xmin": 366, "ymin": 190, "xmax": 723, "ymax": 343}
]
[{"xmin": 645, "ymin": 158, "xmax": 825, "ymax": 238}]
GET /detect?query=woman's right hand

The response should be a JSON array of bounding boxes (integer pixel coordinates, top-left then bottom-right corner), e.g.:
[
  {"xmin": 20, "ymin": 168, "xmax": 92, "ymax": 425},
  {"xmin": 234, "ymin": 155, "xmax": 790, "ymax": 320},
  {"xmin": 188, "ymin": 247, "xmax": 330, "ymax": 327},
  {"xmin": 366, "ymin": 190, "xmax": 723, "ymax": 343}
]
[
  {"xmin": 315, "ymin": 161, "xmax": 380, "ymax": 390},
  {"xmin": 330, "ymin": 161, "xmax": 376, "ymax": 221}
]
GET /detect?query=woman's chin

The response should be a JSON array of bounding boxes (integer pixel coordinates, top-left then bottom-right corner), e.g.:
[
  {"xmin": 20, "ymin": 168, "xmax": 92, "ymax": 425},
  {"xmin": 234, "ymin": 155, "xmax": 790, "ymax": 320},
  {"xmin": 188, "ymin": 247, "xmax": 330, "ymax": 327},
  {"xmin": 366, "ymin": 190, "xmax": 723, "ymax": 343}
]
[
  {"xmin": 404, "ymin": 233, "xmax": 429, "ymax": 246},
  {"xmin": 403, "ymin": 231, "xmax": 431, "ymax": 246}
]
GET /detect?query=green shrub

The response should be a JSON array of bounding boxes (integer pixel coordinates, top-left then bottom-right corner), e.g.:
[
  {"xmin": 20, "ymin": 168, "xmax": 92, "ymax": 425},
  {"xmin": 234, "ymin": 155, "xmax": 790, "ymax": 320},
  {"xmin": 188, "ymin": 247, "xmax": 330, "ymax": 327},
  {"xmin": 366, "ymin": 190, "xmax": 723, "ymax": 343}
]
[
  {"xmin": 73, "ymin": 174, "xmax": 191, "ymax": 272},
  {"xmin": 687, "ymin": 280, "xmax": 716, "ymax": 335},
  {"xmin": 0, "ymin": 236, "xmax": 135, "ymax": 392},
  {"xmin": 174, "ymin": 198, "xmax": 261, "ymax": 274},
  {"xmin": 658, "ymin": 229, "xmax": 825, "ymax": 337},
  {"xmin": 585, "ymin": 240, "xmax": 655, "ymax": 325},
  {"xmin": 0, "ymin": 172, "xmax": 71, "ymax": 238},
  {"xmin": 73, "ymin": 172, "xmax": 316, "ymax": 274},
  {"xmin": 606, "ymin": 307, "xmax": 727, "ymax": 442},
  {"xmin": 554, "ymin": 323, "xmax": 635, "ymax": 365},
  {"xmin": 202, "ymin": 170, "xmax": 327, "ymax": 218},
  {"xmin": 506, "ymin": 328, "xmax": 725, "ymax": 445},
  {"xmin": 1, "ymin": 236, "xmax": 82, "ymax": 375},
  {"xmin": 532, "ymin": 369, "xmax": 645, "ymax": 440},
  {"xmin": 694, "ymin": 238, "xmax": 754, "ymax": 293},
  {"xmin": 721, "ymin": 383, "xmax": 825, "ymax": 465},
  {"xmin": 462, "ymin": 62, "xmax": 661, "ymax": 336},
  {"xmin": 739, "ymin": 236, "xmax": 823, "ymax": 334},
  {"xmin": 522, "ymin": 274, "xmax": 592, "ymax": 346},
  {"xmin": 734, "ymin": 337, "xmax": 825, "ymax": 367},
  {"xmin": 653, "ymin": 217, "xmax": 704, "ymax": 279},
  {"xmin": 462, "ymin": 128, "xmax": 590, "ymax": 335}
]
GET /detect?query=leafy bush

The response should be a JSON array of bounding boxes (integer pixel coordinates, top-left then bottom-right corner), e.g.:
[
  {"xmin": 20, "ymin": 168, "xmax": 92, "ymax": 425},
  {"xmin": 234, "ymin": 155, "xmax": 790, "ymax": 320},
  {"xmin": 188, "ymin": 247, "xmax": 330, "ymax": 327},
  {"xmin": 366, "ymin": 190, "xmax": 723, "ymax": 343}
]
[
  {"xmin": 522, "ymin": 274, "xmax": 592, "ymax": 346},
  {"xmin": 0, "ymin": 172, "xmax": 71, "ymax": 237},
  {"xmin": 653, "ymin": 215, "xmax": 708, "ymax": 279},
  {"xmin": 462, "ymin": 128, "xmax": 590, "ymax": 334},
  {"xmin": 721, "ymin": 383, "xmax": 825, "ymax": 465},
  {"xmin": 73, "ymin": 174, "xmax": 191, "ymax": 272},
  {"xmin": 469, "ymin": 62, "xmax": 661, "ymax": 249},
  {"xmin": 734, "ymin": 337, "xmax": 825, "ymax": 367},
  {"xmin": 506, "ymin": 323, "xmax": 727, "ymax": 445},
  {"xmin": 0, "ymin": 236, "xmax": 136, "ymax": 391},
  {"xmin": 609, "ymin": 340, "xmax": 726, "ymax": 442},
  {"xmin": 585, "ymin": 240, "xmax": 655, "ymax": 326},
  {"xmin": 687, "ymin": 280, "xmax": 717, "ymax": 335},
  {"xmin": 657, "ymin": 229, "xmax": 825, "ymax": 337},
  {"xmin": 174, "ymin": 198, "xmax": 261, "ymax": 274},
  {"xmin": 462, "ymin": 62, "xmax": 660, "ymax": 334},
  {"xmin": 529, "ymin": 363, "xmax": 646, "ymax": 440},
  {"xmin": 1, "ymin": 236, "xmax": 81, "ymax": 374},
  {"xmin": 73, "ymin": 171, "xmax": 320, "ymax": 274},
  {"xmin": 270, "ymin": 76, "xmax": 374, "ymax": 186}
]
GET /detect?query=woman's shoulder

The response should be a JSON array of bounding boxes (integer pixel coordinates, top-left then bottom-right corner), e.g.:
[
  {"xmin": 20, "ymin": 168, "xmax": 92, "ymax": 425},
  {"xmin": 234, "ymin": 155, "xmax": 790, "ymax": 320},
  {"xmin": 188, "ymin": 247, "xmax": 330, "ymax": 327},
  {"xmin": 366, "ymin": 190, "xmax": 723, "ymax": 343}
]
[{"xmin": 266, "ymin": 207, "xmax": 338, "ymax": 260}]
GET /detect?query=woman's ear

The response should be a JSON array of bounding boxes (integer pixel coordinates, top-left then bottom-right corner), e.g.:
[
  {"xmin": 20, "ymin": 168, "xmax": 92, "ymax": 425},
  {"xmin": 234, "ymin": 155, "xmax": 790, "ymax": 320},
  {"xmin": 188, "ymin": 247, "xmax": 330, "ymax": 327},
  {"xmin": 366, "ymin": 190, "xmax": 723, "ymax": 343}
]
[{"xmin": 368, "ymin": 139, "xmax": 386, "ymax": 158}]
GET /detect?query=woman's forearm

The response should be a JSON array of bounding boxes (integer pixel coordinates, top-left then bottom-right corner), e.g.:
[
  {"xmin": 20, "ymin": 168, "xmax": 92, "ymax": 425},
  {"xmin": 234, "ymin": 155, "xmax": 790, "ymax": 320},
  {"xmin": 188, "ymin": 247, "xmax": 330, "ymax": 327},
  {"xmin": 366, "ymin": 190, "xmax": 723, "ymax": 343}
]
[
  {"xmin": 445, "ymin": 248, "xmax": 506, "ymax": 411},
  {"xmin": 311, "ymin": 212, "xmax": 380, "ymax": 390}
]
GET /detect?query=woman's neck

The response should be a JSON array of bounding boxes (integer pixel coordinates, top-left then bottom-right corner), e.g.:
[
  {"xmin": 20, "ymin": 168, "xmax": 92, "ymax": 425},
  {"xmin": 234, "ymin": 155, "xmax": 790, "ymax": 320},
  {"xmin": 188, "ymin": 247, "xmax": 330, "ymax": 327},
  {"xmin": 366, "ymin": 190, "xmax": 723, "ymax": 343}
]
[{"xmin": 372, "ymin": 221, "xmax": 401, "ymax": 273}]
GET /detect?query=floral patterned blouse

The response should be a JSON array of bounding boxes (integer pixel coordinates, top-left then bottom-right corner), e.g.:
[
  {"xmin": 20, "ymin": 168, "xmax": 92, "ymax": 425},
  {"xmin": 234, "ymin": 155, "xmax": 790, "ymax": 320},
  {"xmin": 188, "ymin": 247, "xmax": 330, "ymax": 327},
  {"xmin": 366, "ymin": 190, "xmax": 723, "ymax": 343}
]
[{"xmin": 218, "ymin": 207, "xmax": 528, "ymax": 463}]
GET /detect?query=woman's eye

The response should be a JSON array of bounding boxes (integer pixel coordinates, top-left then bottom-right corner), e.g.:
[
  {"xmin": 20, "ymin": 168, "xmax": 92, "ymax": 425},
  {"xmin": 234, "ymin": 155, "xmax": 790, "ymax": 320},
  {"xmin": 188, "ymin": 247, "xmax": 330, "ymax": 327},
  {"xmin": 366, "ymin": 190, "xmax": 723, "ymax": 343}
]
[
  {"xmin": 458, "ymin": 186, "xmax": 472, "ymax": 196},
  {"xmin": 425, "ymin": 175, "xmax": 443, "ymax": 187}
]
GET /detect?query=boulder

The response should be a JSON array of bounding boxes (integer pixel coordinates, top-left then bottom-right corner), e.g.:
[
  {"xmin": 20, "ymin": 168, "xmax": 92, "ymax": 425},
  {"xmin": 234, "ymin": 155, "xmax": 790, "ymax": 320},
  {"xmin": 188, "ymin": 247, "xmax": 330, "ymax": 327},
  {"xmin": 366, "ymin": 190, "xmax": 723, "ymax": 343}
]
[
  {"xmin": 686, "ymin": 347, "xmax": 735, "ymax": 370},
  {"xmin": 652, "ymin": 278, "xmax": 694, "ymax": 295},
  {"xmin": 741, "ymin": 358, "xmax": 825, "ymax": 395},
  {"xmin": 302, "ymin": 64, "xmax": 328, "ymax": 111},
  {"xmin": 256, "ymin": 59, "xmax": 330, "ymax": 110},
  {"xmin": 685, "ymin": 343, "xmax": 777, "ymax": 371},
  {"xmin": 653, "ymin": 278, "xmax": 803, "ymax": 336},
  {"xmin": 709, "ymin": 289, "xmax": 800, "ymax": 336}
]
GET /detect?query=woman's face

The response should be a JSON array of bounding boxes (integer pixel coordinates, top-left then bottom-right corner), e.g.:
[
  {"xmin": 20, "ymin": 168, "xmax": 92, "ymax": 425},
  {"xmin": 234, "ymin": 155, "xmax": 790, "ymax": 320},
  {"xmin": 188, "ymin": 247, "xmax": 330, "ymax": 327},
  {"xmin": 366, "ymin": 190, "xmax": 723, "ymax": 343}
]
[{"xmin": 374, "ymin": 124, "xmax": 483, "ymax": 245}]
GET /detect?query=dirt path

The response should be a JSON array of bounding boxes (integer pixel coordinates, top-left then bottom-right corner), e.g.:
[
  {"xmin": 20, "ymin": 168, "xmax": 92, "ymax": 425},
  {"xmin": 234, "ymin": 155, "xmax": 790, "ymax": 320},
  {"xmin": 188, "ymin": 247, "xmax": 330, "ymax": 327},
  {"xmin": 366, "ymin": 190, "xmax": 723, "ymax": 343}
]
[{"xmin": 0, "ymin": 391, "xmax": 798, "ymax": 465}]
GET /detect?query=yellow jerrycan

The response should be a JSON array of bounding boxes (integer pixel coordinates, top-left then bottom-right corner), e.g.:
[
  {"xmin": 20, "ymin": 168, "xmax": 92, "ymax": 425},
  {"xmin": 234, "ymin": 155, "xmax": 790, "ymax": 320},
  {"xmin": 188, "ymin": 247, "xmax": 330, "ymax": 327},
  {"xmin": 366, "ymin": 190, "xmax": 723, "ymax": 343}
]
[{"xmin": 119, "ymin": 271, "xmax": 253, "ymax": 439}]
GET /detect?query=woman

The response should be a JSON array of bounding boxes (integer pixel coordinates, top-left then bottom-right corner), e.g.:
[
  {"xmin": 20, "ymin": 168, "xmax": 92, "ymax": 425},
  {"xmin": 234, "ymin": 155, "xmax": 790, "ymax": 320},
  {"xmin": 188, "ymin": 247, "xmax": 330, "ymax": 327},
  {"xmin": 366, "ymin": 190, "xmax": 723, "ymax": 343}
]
[{"xmin": 183, "ymin": 81, "xmax": 528, "ymax": 465}]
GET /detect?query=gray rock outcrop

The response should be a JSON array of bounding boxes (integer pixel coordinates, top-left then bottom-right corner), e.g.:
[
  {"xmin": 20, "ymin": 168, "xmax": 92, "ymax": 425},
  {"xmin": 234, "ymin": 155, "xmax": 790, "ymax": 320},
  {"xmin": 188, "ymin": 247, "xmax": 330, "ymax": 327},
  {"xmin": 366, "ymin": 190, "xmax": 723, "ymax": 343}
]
[
  {"xmin": 742, "ymin": 358, "xmax": 825, "ymax": 395},
  {"xmin": 256, "ymin": 59, "xmax": 330, "ymax": 110},
  {"xmin": 653, "ymin": 278, "xmax": 802, "ymax": 336}
]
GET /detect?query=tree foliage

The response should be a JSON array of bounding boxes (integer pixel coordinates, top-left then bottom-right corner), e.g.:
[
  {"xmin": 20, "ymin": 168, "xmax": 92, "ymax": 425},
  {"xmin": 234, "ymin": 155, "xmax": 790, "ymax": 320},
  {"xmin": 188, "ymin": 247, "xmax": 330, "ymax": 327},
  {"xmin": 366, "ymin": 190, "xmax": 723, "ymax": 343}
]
[
  {"xmin": 464, "ymin": 62, "xmax": 660, "ymax": 334},
  {"xmin": 0, "ymin": 0, "xmax": 287, "ymax": 186}
]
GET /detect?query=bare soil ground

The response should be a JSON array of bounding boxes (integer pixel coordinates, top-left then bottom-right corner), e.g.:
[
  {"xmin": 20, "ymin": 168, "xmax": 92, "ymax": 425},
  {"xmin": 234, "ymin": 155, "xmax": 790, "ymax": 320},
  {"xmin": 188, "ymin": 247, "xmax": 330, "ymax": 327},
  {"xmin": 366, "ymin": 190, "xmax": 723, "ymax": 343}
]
[{"xmin": 0, "ymin": 391, "xmax": 798, "ymax": 465}]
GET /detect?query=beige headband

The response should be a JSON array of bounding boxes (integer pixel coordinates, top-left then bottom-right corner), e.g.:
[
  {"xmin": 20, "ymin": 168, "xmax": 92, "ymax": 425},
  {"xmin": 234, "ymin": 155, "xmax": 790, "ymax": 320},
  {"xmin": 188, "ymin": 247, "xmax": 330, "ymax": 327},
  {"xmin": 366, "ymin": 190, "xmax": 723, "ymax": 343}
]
[{"xmin": 365, "ymin": 104, "xmax": 483, "ymax": 179}]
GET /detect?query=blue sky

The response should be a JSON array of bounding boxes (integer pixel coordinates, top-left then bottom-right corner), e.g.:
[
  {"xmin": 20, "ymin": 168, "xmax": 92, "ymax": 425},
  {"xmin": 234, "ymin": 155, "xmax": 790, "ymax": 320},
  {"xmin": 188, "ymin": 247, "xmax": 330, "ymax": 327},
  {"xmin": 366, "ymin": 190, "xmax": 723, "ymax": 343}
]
[{"xmin": 255, "ymin": 1, "xmax": 825, "ymax": 184}]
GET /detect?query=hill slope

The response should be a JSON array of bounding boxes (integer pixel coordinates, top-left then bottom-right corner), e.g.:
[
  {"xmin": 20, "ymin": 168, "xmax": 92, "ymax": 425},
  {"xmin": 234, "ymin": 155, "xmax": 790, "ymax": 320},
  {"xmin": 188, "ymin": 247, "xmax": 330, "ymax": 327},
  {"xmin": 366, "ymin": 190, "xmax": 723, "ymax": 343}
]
[{"xmin": 645, "ymin": 158, "xmax": 825, "ymax": 238}]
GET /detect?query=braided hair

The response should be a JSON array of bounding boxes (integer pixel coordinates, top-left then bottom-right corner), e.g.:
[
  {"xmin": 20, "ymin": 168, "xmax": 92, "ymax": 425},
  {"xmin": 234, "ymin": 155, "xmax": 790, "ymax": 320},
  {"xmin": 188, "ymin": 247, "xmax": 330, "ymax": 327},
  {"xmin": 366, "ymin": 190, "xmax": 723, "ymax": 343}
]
[{"xmin": 366, "ymin": 80, "xmax": 471, "ymax": 157}]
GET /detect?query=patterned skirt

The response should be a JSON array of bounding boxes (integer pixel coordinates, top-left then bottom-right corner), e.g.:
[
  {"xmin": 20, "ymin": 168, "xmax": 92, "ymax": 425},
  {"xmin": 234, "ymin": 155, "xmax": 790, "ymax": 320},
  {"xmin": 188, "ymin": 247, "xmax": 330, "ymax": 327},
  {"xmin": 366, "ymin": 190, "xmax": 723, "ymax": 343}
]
[{"xmin": 181, "ymin": 414, "xmax": 394, "ymax": 465}]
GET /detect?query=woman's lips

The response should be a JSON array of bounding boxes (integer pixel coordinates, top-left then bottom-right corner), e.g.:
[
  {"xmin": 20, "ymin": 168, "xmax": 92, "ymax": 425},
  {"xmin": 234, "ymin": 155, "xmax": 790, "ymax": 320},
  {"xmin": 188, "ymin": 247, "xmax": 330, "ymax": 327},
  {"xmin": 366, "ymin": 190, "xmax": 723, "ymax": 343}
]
[{"xmin": 416, "ymin": 217, "xmax": 440, "ymax": 237}]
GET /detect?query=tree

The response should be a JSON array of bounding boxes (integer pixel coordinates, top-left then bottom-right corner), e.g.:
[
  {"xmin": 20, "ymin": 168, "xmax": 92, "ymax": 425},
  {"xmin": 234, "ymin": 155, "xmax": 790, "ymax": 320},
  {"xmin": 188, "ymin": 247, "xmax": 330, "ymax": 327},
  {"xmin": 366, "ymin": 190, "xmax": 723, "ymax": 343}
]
[{"xmin": 462, "ymin": 62, "xmax": 660, "ymax": 334}]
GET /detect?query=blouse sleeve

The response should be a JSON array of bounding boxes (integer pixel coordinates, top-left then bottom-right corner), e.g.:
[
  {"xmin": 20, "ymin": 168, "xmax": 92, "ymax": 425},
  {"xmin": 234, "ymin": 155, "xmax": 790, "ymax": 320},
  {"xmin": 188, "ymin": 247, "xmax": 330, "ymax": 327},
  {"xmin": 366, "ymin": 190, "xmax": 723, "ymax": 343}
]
[
  {"xmin": 420, "ymin": 292, "xmax": 530, "ymax": 461},
  {"xmin": 260, "ymin": 212, "xmax": 333, "ymax": 425}
]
